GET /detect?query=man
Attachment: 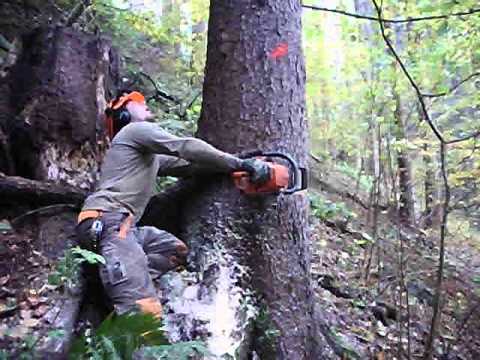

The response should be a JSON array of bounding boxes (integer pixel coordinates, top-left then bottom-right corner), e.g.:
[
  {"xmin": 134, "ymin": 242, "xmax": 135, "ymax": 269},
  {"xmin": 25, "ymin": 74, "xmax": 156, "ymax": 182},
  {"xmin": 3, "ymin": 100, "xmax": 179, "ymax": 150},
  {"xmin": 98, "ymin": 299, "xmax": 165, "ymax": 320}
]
[{"xmin": 76, "ymin": 91, "xmax": 269, "ymax": 319}]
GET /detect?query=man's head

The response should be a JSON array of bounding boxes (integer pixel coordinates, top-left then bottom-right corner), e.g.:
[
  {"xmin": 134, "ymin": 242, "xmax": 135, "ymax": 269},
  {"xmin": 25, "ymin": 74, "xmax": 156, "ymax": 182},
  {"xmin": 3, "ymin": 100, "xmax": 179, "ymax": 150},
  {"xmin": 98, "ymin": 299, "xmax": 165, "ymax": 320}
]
[{"xmin": 105, "ymin": 91, "xmax": 153, "ymax": 138}]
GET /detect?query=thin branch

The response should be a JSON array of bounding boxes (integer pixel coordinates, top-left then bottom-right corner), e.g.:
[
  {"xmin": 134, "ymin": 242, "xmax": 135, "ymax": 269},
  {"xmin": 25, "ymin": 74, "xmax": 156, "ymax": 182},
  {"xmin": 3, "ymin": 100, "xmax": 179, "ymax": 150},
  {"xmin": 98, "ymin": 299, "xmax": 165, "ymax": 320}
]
[
  {"xmin": 139, "ymin": 71, "xmax": 180, "ymax": 104},
  {"xmin": 445, "ymin": 129, "xmax": 480, "ymax": 144},
  {"xmin": 96, "ymin": 3, "xmax": 130, "ymax": 12},
  {"xmin": 178, "ymin": 90, "xmax": 202, "ymax": 119},
  {"xmin": 302, "ymin": 4, "xmax": 480, "ymax": 24},
  {"xmin": 422, "ymin": 72, "xmax": 480, "ymax": 98},
  {"xmin": 370, "ymin": 0, "xmax": 445, "ymax": 143},
  {"xmin": 370, "ymin": 2, "xmax": 452, "ymax": 359},
  {"xmin": 423, "ymin": 142, "xmax": 450, "ymax": 360},
  {"xmin": 65, "ymin": 0, "xmax": 92, "ymax": 27},
  {"xmin": 0, "ymin": 34, "xmax": 13, "ymax": 52},
  {"xmin": 11, "ymin": 204, "xmax": 78, "ymax": 227}
]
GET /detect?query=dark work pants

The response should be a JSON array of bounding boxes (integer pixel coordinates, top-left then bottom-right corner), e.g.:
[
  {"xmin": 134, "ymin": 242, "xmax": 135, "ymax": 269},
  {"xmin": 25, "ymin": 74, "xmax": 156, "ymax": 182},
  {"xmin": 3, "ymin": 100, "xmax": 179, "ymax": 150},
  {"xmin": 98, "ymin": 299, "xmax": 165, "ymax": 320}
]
[{"xmin": 75, "ymin": 212, "xmax": 188, "ymax": 316}]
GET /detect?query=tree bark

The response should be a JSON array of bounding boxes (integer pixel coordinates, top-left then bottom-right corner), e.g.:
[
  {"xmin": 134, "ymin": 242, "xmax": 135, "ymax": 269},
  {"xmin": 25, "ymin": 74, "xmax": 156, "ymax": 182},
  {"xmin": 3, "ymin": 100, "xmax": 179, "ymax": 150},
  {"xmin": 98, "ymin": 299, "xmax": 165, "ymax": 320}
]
[
  {"xmin": 160, "ymin": 1, "xmax": 326, "ymax": 359},
  {"xmin": 0, "ymin": 26, "xmax": 119, "ymax": 357},
  {"xmin": 2, "ymin": 27, "xmax": 118, "ymax": 189},
  {"xmin": 0, "ymin": 172, "xmax": 86, "ymax": 208},
  {"xmin": 393, "ymin": 91, "xmax": 416, "ymax": 224}
]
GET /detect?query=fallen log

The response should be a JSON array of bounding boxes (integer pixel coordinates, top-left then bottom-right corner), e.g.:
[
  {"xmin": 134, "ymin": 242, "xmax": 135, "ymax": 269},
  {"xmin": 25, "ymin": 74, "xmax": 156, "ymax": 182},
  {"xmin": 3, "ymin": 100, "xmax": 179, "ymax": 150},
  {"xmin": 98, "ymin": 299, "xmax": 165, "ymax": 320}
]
[{"xmin": 0, "ymin": 172, "xmax": 86, "ymax": 208}]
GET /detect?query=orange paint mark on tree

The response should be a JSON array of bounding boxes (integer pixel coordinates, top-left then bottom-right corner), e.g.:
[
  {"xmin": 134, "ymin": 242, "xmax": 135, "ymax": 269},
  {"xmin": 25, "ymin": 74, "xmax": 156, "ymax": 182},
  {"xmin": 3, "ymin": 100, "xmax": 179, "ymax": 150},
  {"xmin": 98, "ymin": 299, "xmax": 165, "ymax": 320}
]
[{"xmin": 269, "ymin": 42, "xmax": 288, "ymax": 59}]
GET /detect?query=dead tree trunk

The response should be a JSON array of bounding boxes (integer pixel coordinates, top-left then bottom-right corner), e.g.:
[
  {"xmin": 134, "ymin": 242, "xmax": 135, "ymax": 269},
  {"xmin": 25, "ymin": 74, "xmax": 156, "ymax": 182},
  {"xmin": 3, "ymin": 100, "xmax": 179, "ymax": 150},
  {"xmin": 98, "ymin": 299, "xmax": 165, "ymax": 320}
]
[
  {"xmin": 0, "ymin": 26, "xmax": 118, "ymax": 358},
  {"xmin": 159, "ymin": 1, "xmax": 327, "ymax": 359},
  {"xmin": 1, "ymin": 27, "xmax": 118, "ymax": 192}
]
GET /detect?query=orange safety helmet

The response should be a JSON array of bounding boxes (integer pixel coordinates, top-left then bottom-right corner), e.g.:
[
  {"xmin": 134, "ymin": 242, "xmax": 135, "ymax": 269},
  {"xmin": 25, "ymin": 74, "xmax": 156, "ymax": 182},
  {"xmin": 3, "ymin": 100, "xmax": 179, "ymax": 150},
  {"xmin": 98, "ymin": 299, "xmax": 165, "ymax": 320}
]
[{"xmin": 105, "ymin": 91, "xmax": 146, "ymax": 138}]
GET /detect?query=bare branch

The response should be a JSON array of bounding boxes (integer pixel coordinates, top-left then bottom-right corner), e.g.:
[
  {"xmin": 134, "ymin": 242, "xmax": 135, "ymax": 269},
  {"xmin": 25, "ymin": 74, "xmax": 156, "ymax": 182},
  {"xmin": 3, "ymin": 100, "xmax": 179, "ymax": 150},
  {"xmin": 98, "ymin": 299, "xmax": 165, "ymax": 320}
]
[
  {"xmin": 370, "ymin": 0, "xmax": 445, "ymax": 143},
  {"xmin": 96, "ymin": 3, "xmax": 130, "ymax": 12},
  {"xmin": 11, "ymin": 204, "xmax": 79, "ymax": 227},
  {"xmin": 139, "ymin": 71, "xmax": 180, "ymax": 104},
  {"xmin": 302, "ymin": 4, "xmax": 480, "ymax": 24},
  {"xmin": 446, "ymin": 130, "xmax": 480, "ymax": 144},
  {"xmin": 422, "ymin": 72, "xmax": 480, "ymax": 98},
  {"xmin": 65, "ymin": 0, "xmax": 92, "ymax": 27},
  {"xmin": 0, "ymin": 34, "xmax": 13, "ymax": 52}
]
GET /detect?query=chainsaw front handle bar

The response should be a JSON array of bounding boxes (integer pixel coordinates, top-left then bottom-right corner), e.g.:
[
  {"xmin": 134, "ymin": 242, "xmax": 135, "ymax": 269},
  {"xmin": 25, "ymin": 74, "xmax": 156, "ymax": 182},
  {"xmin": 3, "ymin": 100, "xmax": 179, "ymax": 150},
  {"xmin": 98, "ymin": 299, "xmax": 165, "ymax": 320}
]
[{"xmin": 242, "ymin": 151, "xmax": 308, "ymax": 194}]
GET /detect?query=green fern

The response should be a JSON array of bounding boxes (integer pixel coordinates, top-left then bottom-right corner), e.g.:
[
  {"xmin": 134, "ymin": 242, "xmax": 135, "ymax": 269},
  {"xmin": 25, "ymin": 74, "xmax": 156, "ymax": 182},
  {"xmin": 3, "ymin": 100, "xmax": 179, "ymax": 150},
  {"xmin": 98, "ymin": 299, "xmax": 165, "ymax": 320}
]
[{"xmin": 69, "ymin": 312, "xmax": 209, "ymax": 360}]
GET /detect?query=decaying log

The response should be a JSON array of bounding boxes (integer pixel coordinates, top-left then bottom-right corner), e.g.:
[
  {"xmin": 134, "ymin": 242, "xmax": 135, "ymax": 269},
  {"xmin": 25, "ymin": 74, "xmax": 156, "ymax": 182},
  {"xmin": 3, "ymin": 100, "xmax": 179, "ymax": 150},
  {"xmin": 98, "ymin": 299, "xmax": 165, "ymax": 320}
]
[{"xmin": 0, "ymin": 172, "xmax": 86, "ymax": 209}]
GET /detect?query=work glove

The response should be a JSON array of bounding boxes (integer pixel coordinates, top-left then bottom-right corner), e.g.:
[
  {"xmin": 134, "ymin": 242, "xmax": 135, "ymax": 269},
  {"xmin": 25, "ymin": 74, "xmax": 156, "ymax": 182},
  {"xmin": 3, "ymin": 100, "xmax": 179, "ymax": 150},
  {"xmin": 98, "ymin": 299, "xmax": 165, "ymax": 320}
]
[{"xmin": 240, "ymin": 158, "xmax": 271, "ymax": 185}]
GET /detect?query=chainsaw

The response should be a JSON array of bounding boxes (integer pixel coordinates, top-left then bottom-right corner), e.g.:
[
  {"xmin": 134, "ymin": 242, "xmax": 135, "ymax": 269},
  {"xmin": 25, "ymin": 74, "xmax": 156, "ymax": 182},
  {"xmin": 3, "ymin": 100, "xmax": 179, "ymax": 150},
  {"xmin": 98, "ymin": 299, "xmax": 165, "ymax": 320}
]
[{"xmin": 232, "ymin": 151, "xmax": 308, "ymax": 195}]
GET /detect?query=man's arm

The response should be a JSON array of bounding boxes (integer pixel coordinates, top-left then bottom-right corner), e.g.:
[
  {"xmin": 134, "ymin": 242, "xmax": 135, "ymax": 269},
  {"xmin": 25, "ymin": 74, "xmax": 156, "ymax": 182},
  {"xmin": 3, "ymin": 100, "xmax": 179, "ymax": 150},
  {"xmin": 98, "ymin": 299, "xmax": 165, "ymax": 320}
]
[
  {"xmin": 129, "ymin": 122, "xmax": 243, "ymax": 173},
  {"xmin": 156, "ymin": 155, "xmax": 218, "ymax": 178}
]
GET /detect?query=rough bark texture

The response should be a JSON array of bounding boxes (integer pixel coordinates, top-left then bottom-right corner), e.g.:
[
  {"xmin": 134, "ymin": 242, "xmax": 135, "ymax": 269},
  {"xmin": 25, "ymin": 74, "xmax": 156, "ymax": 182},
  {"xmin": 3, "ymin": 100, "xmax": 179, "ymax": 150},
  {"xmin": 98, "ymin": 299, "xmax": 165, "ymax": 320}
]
[
  {"xmin": 161, "ymin": 1, "xmax": 323, "ymax": 359},
  {"xmin": 0, "ymin": 25, "xmax": 119, "ymax": 357},
  {"xmin": 0, "ymin": 26, "xmax": 118, "ymax": 190},
  {"xmin": 0, "ymin": 172, "xmax": 86, "ymax": 210},
  {"xmin": 393, "ymin": 93, "xmax": 416, "ymax": 224}
]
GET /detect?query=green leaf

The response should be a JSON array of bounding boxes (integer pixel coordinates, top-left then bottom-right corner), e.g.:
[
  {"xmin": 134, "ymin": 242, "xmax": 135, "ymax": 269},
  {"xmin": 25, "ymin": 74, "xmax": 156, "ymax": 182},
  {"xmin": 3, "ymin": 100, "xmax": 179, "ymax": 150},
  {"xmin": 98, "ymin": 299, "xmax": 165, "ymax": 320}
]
[
  {"xmin": 71, "ymin": 247, "xmax": 106, "ymax": 265},
  {"xmin": 144, "ymin": 341, "xmax": 211, "ymax": 360},
  {"xmin": 47, "ymin": 273, "xmax": 61, "ymax": 286},
  {"xmin": 47, "ymin": 330, "xmax": 66, "ymax": 340}
]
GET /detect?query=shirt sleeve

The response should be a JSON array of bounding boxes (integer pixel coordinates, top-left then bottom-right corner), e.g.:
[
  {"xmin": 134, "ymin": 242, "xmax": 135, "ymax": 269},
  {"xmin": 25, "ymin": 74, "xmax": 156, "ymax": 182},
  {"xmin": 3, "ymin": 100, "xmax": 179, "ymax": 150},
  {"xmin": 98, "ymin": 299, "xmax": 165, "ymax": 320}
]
[
  {"xmin": 128, "ymin": 122, "xmax": 243, "ymax": 173},
  {"xmin": 156, "ymin": 155, "xmax": 216, "ymax": 177}
]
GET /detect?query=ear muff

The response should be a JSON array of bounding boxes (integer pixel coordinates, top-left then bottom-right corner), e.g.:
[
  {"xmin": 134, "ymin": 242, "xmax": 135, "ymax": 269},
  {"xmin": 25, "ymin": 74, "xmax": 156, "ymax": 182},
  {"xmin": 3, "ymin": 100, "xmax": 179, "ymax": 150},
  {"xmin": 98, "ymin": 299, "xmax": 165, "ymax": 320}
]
[
  {"xmin": 105, "ymin": 91, "xmax": 145, "ymax": 139},
  {"xmin": 112, "ymin": 106, "xmax": 131, "ymax": 135},
  {"xmin": 104, "ymin": 105, "xmax": 131, "ymax": 139},
  {"xmin": 117, "ymin": 108, "xmax": 131, "ymax": 124}
]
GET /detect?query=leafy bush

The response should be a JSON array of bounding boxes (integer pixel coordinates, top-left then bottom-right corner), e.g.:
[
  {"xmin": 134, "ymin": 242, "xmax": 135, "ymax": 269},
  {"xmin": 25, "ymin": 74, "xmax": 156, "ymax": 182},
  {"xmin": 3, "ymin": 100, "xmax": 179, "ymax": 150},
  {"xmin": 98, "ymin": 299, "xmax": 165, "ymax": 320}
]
[
  {"xmin": 309, "ymin": 193, "xmax": 356, "ymax": 222},
  {"xmin": 48, "ymin": 247, "xmax": 105, "ymax": 289}
]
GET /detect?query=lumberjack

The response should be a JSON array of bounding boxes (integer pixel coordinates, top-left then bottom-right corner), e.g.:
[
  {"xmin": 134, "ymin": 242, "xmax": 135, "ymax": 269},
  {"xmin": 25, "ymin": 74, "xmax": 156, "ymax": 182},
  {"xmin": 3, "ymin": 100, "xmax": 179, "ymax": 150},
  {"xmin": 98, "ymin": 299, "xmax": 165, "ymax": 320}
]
[{"xmin": 76, "ymin": 91, "xmax": 270, "ymax": 319}]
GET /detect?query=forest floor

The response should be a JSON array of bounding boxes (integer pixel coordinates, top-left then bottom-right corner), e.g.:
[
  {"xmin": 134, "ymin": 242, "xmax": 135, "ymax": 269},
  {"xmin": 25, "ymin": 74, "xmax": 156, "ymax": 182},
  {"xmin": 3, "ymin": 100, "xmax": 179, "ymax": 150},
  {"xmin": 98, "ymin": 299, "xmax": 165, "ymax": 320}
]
[
  {"xmin": 1, "ymin": 170, "xmax": 480, "ymax": 359},
  {"xmin": 311, "ymin": 169, "xmax": 480, "ymax": 359},
  {"xmin": 0, "ymin": 213, "xmax": 78, "ymax": 358}
]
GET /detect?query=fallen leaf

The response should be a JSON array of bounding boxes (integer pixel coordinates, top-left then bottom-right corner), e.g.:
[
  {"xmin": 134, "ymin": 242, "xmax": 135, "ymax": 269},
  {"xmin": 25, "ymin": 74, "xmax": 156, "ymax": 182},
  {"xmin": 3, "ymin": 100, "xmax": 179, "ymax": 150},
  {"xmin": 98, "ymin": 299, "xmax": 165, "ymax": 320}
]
[
  {"xmin": 9, "ymin": 325, "xmax": 29, "ymax": 339},
  {"xmin": 23, "ymin": 317, "xmax": 39, "ymax": 328},
  {"xmin": 33, "ymin": 304, "xmax": 49, "ymax": 318},
  {"xmin": 27, "ymin": 296, "xmax": 40, "ymax": 307},
  {"xmin": 0, "ymin": 275, "xmax": 10, "ymax": 286}
]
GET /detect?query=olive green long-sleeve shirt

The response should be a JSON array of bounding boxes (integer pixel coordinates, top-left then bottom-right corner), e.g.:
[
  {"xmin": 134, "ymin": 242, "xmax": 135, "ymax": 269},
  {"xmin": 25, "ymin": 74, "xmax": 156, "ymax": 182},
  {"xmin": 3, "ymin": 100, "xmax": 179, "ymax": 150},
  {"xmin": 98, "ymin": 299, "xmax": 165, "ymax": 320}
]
[{"xmin": 82, "ymin": 121, "xmax": 243, "ymax": 221}]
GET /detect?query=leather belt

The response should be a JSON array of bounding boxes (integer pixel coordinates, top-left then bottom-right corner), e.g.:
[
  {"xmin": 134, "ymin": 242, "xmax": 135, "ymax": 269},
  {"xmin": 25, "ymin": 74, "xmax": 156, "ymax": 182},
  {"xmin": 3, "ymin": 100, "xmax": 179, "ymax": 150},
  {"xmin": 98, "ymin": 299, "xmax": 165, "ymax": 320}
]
[
  {"xmin": 77, "ymin": 210, "xmax": 134, "ymax": 240},
  {"xmin": 78, "ymin": 210, "xmax": 103, "ymax": 223}
]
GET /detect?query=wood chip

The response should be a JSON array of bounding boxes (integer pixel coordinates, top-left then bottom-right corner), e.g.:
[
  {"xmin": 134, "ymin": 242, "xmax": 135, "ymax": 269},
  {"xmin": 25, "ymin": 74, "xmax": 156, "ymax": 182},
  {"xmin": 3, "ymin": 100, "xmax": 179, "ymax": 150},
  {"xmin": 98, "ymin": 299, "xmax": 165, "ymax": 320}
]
[{"xmin": 0, "ymin": 275, "xmax": 10, "ymax": 286}]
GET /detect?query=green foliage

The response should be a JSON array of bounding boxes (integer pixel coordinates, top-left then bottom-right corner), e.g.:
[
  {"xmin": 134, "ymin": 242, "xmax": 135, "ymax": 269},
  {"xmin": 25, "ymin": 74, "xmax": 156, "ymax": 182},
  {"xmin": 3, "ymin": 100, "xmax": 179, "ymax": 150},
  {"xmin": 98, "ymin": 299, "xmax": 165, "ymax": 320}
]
[
  {"xmin": 48, "ymin": 247, "xmax": 105, "ymax": 289},
  {"xmin": 253, "ymin": 305, "xmax": 280, "ymax": 355},
  {"xmin": 310, "ymin": 193, "xmax": 356, "ymax": 222},
  {"xmin": 69, "ymin": 312, "xmax": 208, "ymax": 360},
  {"xmin": 305, "ymin": 0, "xmax": 480, "ymax": 235},
  {"xmin": 155, "ymin": 176, "xmax": 178, "ymax": 193},
  {"xmin": 143, "ymin": 341, "xmax": 211, "ymax": 360},
  {"xmin": 336, "ymin": 162, "xmax": 372, "ymax": 192}
]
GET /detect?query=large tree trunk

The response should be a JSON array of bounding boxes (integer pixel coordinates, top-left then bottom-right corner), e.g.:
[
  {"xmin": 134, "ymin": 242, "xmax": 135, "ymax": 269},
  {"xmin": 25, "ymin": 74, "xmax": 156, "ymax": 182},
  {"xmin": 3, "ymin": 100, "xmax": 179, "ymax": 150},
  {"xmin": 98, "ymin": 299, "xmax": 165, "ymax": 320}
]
[{"xmin": 159, "ymin": 1, "xmax": 326, "ymax": 359}]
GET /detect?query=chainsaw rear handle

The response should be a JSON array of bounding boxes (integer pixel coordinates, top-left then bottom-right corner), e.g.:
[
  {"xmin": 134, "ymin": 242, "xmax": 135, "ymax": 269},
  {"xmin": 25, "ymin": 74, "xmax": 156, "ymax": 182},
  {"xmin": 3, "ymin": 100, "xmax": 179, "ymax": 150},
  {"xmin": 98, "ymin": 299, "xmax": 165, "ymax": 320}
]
[{"xmin": 242, "ymin": 151, "xmax": 308, "ymax": 194}]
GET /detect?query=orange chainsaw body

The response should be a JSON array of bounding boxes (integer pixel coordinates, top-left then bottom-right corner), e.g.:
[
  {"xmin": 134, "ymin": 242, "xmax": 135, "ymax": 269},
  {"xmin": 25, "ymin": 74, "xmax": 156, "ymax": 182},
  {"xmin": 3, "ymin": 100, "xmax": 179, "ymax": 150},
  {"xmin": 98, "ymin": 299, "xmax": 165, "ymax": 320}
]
[{"xmin": 232, "ymin": 163, "xmax": 290, "ymax": 194}]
